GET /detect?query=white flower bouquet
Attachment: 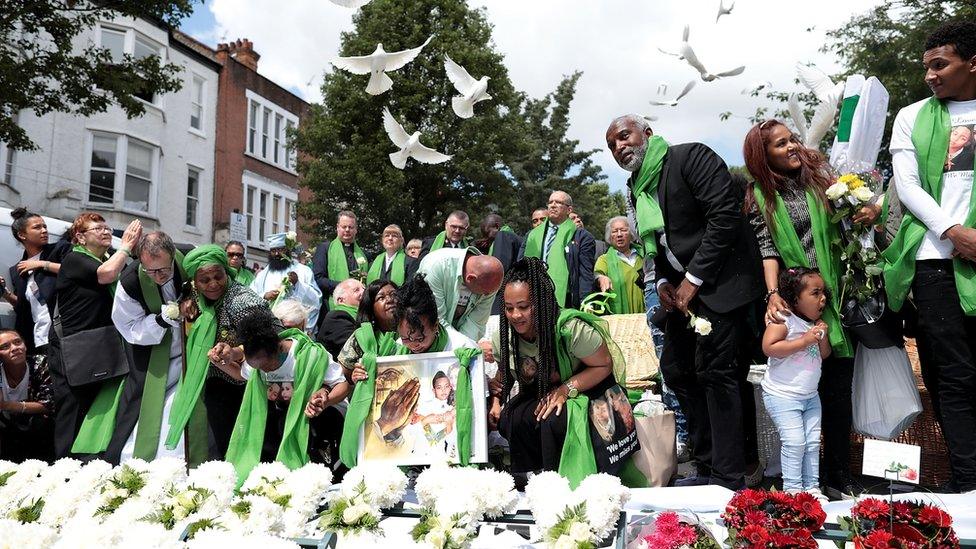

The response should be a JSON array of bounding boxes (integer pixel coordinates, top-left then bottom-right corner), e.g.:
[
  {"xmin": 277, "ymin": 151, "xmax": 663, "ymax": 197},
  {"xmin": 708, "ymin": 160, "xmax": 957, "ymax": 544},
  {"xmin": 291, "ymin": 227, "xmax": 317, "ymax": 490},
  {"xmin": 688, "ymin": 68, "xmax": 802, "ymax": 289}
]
[
  {"xmin": 316, "ymin": 462, "xmax": 407, "ymax": 537},
  {"xmin": 525, "ymin": 472, "xmax": 630, "ymax": 549},
  {"xmin": 825, "ymin": 170, "xmax": 885, "ymax": 306}
]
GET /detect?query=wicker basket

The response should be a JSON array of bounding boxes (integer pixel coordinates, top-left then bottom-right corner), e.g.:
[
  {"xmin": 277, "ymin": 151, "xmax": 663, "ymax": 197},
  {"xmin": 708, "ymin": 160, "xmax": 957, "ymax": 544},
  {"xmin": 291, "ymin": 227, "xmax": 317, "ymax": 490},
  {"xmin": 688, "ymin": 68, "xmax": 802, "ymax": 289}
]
[
  {"xmin": 848, "ymin": 339, "xmax": 951, "ymax": 488},
  {"xmin": 604, "ymin": 313, "xmax": 659, "ymax": 390}
]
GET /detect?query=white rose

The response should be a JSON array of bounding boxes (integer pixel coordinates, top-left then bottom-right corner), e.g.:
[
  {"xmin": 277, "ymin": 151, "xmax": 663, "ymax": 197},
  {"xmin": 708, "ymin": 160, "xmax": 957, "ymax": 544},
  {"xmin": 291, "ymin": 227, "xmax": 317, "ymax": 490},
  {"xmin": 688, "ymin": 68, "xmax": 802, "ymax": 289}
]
[
  {"xmin": 553, "ymin": 534, "xmax": 577, "ymax": 549},
  {"xmin": 286, "ymin": 231, "xmax": 297, "ymax": 242},
  {"xmin": 341, "ymin": 503, "xmax": 370, "ymax": 525},
  {"xmin": 692, "ymin": 316, "xmax": 712, "ymax": 336},
  {"xmin": 569, "ymin": 521, "xmax": 593, "ymax": 542},
  {"xmin": 425, "ymin": 529, "xmax": 446, "ymax": 548},
  {"xmin": 449, "ymin": 528, "xmax": 470, "ymax": 543},
  {"xmin": 162, "ymin": 302, "xmax": 181, "ymax": 321},
  {"xmin": 825, "ymin": 182, "xmax": 848, "ymax": 200},
  {"xmin": 850, "ymin": 185, "xmax": 874, "ymax": 203}
]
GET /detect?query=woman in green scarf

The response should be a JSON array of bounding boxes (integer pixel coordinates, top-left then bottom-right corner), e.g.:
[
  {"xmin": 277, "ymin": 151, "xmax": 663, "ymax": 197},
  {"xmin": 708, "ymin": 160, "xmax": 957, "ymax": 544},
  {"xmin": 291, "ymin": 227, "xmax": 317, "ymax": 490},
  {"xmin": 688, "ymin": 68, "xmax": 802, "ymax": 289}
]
[
  {"xmin": 224, "ymin": 308, "xmax": 330, "ymax": 482},
  {"xmin": 225, "ymin": 241, "xmax": 256, "ymax": 286},
  {"xmin": 168, "ymin": 244, "xmax": 273, "ymax": 460},
  {"xmin": 488, "ymin": 258, "xmax": 644, "ymax": 488},
  {"xmin": 743, "ymin": 120, "xmax": 881, "ymax": 497},
  {"xmin": 594, "ymin": 216, "xmax": 645, "ymax": 314}
]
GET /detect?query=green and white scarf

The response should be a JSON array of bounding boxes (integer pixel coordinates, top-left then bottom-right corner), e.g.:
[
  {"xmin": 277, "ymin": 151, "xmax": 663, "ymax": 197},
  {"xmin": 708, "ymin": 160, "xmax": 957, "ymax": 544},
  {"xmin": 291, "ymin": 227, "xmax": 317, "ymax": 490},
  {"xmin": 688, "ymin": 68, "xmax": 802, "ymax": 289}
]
[
  {"xmin": 366, "ymin": 250, "xmax": 406, "ymax": 285},
  {"xmin": 523, "ymin": 219, "xmax": 577, "ymax": 307}
]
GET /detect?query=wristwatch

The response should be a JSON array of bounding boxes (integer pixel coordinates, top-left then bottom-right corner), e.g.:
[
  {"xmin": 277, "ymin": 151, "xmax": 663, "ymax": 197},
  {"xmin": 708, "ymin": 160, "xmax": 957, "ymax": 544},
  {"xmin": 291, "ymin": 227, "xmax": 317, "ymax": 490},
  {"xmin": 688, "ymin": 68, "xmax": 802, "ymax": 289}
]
[{"xmin": 564, "ymin": 379, "xmax": 579, "ymax": 398}]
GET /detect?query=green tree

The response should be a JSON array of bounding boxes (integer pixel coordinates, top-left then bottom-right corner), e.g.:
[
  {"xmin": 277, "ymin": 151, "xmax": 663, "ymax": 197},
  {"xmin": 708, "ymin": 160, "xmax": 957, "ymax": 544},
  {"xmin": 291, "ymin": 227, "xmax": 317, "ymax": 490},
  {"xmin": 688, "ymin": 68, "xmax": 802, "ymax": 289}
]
[
  {"xmin": 504, "ymin": 71, "xmax": 626, "ymax": 236},
  {"xmin": 294, "ymin": 0, "xmax": 528, "ymax": 249},
  {"xmin": 0, "ymin": 0, "xmax": 196, "ymax": 151}
]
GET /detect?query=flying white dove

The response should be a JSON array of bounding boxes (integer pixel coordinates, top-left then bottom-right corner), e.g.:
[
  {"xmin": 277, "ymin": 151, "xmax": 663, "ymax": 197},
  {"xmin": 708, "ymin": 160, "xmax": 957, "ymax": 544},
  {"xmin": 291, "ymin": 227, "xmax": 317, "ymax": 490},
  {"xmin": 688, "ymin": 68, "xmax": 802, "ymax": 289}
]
[
  {"xmin": 444, "ymin": 54, "xmax": 491, "ymax": 119},
  {"xmin": 642, "ymin": 114, "xmax": 659, "ymax": 122},
  {"xmin": 649, "ymin": 80, "xmax": 696, "ymax": 107},
  {"xmin": 667, "ymin": 25, "xmax": 746, "ymax": 82},
  {"xmin": 788, "ymin": 93, "xmax": 838, "ymax": 149},
  {"xmin": 329, "ymin": 0, "xmax": 372, "ymax": 8},
  {"xmin": 716, "ymin": 0, "xmax": 735, "ymax": 22},
  {"xmin": 332, "ymin": 36, "xmax": 433, "ymax": 95},
  {"xmin": 382, "ymin": 107, "xmax": 452, "ymax": 169},
  {"xmin": 796, "ymin": 63, "xmax": 845, "ymax": 105}
]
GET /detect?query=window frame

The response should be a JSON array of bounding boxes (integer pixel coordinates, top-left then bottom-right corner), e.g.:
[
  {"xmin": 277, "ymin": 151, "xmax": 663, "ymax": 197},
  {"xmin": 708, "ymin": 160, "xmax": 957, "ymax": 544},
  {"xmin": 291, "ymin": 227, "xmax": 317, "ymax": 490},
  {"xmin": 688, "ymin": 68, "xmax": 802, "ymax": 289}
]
[
  {"xmin": 189, "ymin": 73, "xmax": 206, "ymax": 134},
  {"xmin": 242, "ymin": 172, "xmax": 299, "ymax": 250},
  {"xmin": 96, "ymin": 24, "xmax": 167, "ymax": 109},
  {"xmin": 85, "ymin": 131, "xmax": 160, "ymax": 217},
  {"xmin": 185, "ymin": 165, "xmax": 201, "ymax": 229},
  {"xmin": 244, "ymin": 90, "xmax": 299, "ymax": 173}
]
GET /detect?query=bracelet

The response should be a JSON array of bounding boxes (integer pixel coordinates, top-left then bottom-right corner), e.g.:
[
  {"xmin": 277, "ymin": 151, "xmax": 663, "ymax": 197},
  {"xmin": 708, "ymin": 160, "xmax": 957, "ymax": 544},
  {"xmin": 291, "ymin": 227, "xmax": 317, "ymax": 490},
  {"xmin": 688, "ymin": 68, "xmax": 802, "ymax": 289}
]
[
  {"xmin": 764, "ymin": 288, "xmax": 778, "ymax": 302},
  {"xmin": 20, "ymin": 401, "xmax": 26, "ymax": 414},
  {"xmin": 119, "ymin": 246, "xmax": 131, "ymax": 257}
]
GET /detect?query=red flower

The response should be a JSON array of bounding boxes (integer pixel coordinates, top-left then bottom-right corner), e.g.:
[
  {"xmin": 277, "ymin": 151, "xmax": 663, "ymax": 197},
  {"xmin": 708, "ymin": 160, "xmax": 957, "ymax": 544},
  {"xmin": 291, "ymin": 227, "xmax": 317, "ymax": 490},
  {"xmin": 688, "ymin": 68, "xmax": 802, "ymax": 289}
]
[
  {"xmin": 740, "ymin": 524, "xmax": 771, "ymax": 545},
  {"xmin": 853, "ymin": 498, "xmax": 891, "ymax": 520},
  {"xmin": 918, "ymin": 505, "xmax": 953, "ymax": 528},
  {"xmin": 903, "ymin": 468, "xmax": 918, "ymax": 481},
  {"xmin": 744, "ymin": 510, "xmax": 769, "ymax": 526},
  {"xmin": 860, "ymin": 530, "xmax": 896, "ymax": 548}
]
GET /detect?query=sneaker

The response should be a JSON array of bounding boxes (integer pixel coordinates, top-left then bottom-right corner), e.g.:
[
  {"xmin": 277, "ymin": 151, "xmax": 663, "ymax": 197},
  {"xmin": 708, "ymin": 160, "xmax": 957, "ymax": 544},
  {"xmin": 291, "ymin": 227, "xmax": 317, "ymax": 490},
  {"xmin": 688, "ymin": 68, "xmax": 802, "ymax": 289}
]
[
  {"xmin": 822, "ymin": 475, "xmax": 863, "ymax": 501},
  {"xmin": 676, "ymin": 441, "xmax": 691, "ymax": 463},
  {"xmin": 806, "ymin": 487, "xmax": 829, "ymax": 504}
]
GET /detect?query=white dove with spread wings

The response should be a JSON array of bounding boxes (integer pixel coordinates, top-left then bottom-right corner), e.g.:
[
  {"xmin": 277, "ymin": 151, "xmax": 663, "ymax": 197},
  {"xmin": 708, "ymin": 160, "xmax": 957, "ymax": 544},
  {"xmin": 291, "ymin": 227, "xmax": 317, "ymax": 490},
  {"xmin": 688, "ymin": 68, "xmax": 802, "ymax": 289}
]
[
  {"xmin": 662, "ymin": 25, "xmax": 746, "ymax": 82},
  {"xmin": 444, "ymin": 55, "xmax": 491, "ymax": 119},
  {"xmin": 328, "ymin": 0, "xmax": 372, "ymax": 8},
  {"xmin": 383, "ymin": 107, "xmax": 452, "ymax": 169},
  {"xmin": 332, "ymin": 36, "xmax": 433, "ymax": 95},
  {"xmin": 788, "ymin": 63, "xmax": 845, "ymax": 149},
  {"xmin": 716, "ymin": 0, "xmax": 735, "ymax": 22},
  {"xmin": 649, "ymin": 80, "xmax": 696, "ymax": 107}
]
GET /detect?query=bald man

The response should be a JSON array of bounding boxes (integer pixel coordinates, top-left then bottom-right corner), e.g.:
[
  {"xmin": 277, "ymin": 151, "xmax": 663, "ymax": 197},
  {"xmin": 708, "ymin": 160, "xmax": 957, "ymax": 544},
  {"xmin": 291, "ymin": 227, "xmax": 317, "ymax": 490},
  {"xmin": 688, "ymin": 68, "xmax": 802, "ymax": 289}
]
[
  {"xmin": 315, "ymin": 278, "xmax": 365, "ymax": 358},
  {"xmin": 417, "ymin": 247, "xmax": 503, "ymax": 341}
]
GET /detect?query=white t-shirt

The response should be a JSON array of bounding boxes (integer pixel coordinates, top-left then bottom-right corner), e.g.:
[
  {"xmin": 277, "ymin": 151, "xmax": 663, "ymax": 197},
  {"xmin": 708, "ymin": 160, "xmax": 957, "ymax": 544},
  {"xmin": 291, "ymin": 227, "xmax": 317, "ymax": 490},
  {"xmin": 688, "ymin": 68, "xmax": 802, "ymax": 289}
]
[
  {"xmin": 762, "ymin": 314, "xmax": 822, "ymax": 400},
  {"xmin": 240, "ymin": 338, "xmax": 346, "ymax": 411},
  {"xmin": 0, "ymin": 366, "xmax": 28, "ymax": 420},
  {"xmin": 26, "ymin": 253, "xmax": 52, "ymax": 347},
  {"xmin": 890, "ymin": 98, "xmax": 976, "ymax": 260}
]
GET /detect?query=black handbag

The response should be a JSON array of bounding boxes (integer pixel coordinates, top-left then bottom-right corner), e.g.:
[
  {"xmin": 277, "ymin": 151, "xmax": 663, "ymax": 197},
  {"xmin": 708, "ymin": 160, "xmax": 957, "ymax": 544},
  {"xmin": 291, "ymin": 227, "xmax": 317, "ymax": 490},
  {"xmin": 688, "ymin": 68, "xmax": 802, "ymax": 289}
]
[
  {"xmin": 52, "ymin": 304, "xmax": 130, "ymax": 387},
  {"xmin": 840, "ymin": 293, "xmax": 904, "ymax": 349}
]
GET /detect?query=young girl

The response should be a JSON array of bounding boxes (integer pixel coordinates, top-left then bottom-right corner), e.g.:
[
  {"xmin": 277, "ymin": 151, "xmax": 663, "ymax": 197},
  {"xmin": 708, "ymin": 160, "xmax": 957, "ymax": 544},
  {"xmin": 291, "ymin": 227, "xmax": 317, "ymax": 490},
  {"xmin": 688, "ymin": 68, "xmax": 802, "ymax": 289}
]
[{"xmin": 761, "ymin": 267, "xmax": 832, "ymax": 500}]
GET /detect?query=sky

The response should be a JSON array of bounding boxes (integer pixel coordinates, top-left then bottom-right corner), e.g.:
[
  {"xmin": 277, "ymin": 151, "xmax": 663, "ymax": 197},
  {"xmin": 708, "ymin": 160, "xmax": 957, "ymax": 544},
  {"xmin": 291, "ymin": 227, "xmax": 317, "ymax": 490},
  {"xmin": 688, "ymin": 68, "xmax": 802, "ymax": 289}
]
[{"xmin": 180, "ymin": 0, "xmax": 888, "ymax": 193}]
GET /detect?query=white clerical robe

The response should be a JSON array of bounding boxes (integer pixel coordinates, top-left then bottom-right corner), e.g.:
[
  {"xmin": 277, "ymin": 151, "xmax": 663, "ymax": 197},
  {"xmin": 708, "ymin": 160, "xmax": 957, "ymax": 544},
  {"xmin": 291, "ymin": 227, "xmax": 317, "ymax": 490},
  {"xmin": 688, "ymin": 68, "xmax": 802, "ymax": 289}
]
[{"xmin": 250, "ymin": 261, "xmax": 323, "ymax": 329}]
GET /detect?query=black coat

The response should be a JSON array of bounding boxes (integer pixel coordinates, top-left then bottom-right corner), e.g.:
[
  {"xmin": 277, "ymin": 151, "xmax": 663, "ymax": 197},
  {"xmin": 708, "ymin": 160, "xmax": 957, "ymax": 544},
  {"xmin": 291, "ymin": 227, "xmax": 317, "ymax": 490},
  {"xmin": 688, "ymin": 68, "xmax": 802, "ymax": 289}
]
[
  {"xmin": 372, "ymin": 254, "xmax": 419, "ymax": 285},
  {"xmin": 518, "ymin": 225, "xmax": 596, "ymax": 310},
  {"xmin": 312, "ymin": 240, "xmax": 369, "ymax": 300},
  {"xmin": 488, "ymin": 230, "xmax": 524, "ymax": 314},
  {"xmin": 9, "ymin": 239, "xmax": 71, "ymax": 353},
  {"xmin": 316, "ymin": 309, "xmax": 358, "ymax": 359},
  {"xmin": 646, "ymin": 142, "xmax": 763, "ymax": 314}
]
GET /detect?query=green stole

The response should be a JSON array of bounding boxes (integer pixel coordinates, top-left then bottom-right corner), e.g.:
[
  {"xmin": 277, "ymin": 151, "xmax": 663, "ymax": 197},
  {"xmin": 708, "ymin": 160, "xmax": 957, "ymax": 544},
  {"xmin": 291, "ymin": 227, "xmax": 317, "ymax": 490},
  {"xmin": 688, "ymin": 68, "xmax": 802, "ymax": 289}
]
[
  {"xmin": 552, "ymin": 309, "xmax": 645, "ymax": 488},
  {"xmin": 603, "ymin": 249, "xmax": 633, "ymax": 314},
  {"xmin": 366, "ymin": 250, "xmax": 406, "ymax": 285},
  {"xmin": 225, "ymin": 329, "xmax": 328, "ymax": 484},
  {"xmin": 430, "ymin": 231, "xmax": 470, "ymax": 252},
  {"xmin": 232, "ymin": 267, "xmax": 255, "ymax": 287},
  {"xmin": 327, "ymin": 239, "xmax": 366, "ymax": 281},
  {"xmin": 331, "ymin": 303, "xmax": 359, "ymax": 318},
  {"xmin": 629, "ymin": 136, "xmax": 669, "ymax": 258},
  {"xmin": 884, "ymin": 97, "xmax": 976, "ymax": 315},
  {"xmin": 73, "ymin": 252, "xmax": 209, "ymax": 464},
  {"xmin": 523, "ymin": 219, "xmax": 577, "ymax": 307},
  {"xmin": 488, "ymin": 225, "xmax": 515, "ymax": 256},
  {"xmin": 753, "ymin": 186, "xmax": 852, "ymax": 357},
  {"xmin": 338, "ymin": 323, "xmax": 400, "ymax": 467}
]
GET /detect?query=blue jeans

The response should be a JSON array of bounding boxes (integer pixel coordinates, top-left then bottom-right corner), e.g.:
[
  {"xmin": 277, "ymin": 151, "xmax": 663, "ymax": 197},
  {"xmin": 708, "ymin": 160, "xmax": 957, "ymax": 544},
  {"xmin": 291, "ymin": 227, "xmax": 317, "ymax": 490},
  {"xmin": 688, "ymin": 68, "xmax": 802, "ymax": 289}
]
[
  {"xmin": 644, "ymin": 283, "xmax": 689, "ymax": 444},
  {"xmin": 762, "ymin": 391, "xmax": 822, "ymax": 491}
]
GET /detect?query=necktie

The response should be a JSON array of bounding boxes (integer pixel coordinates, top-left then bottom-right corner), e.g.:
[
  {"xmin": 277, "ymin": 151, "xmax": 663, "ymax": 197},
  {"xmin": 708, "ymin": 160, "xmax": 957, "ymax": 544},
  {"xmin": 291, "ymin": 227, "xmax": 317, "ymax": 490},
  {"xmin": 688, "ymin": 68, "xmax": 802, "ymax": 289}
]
[{"xmin": 543, "ymin": 223, "xmax": 557, "ymax": 259}]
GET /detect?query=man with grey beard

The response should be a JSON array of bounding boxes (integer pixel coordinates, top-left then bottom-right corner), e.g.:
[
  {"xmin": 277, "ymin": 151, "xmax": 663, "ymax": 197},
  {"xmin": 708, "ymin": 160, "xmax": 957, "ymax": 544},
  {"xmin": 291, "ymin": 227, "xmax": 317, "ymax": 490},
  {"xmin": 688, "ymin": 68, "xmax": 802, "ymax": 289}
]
[{"xmin": 605, "ymin": 114, "xmax": 763, "ymax": 490}]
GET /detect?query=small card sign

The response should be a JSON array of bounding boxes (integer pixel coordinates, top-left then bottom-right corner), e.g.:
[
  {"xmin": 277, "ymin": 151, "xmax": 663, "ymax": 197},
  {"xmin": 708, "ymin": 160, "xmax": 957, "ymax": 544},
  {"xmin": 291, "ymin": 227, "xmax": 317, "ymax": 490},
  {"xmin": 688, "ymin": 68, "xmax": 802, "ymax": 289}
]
[{"xmin": 862, "ymin": 439, "xmax": 921, "ymax": 484}]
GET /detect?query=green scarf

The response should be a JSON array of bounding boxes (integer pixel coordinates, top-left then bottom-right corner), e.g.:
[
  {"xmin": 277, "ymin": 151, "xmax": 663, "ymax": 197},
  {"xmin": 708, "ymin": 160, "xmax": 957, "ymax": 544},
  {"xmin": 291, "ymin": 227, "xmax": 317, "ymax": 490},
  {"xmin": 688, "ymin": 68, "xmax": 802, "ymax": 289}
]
[
  {"xmin": 451, "ymin": 346, "xmax": 482, "ymax": 466},
  {"xmin": 753, "ymin": 185, "xmax": 852, "ymax": 357},
  {"xmin": 328, "ymin": 239, "xmax": 366, "ymax": 282},
  {"xmin": 232, "ymin": 267, "xmax": 256, "ymax": 287},
  {"xmin": 552, "ymin": 309, "xmax": 636, "ymax": 488},
  {"xmin": 165, "ymin": 245, "xmax": 229, "ymax": 450},
  {"xmin": 884, "ymin": 97, "xmax": 976, "ymax": 315},
  {"xmin": 603, "ymin": 249, "xmax": 632, "ymax": 314},
  {"xmin": 488, "ymin": 225, "xmax": 515, "ymax": 257},
  {"xmin": 226, "ymin": 329, "xmax": 328, "ymax": 484},
  {"xmin": 524, "ymin": 219, "xmax": 577, "ymax": 307},
  {"xmin": 629, "ymin": 136, "xmax": 669, "ymax": 258},
  {"xmin": 72, "ymin": 252, "xmax": 195, "ymax": 461},
  {"xmin": 366, "ymin": 250, "xmax": 406, "ymax": 285},
  {"xmin": 430, "ymin": 231, "xmax": 470, "ymax": 252},
  {"xmin": 338, "ymin": 323, "xmax": 400, "ymax": 467}
]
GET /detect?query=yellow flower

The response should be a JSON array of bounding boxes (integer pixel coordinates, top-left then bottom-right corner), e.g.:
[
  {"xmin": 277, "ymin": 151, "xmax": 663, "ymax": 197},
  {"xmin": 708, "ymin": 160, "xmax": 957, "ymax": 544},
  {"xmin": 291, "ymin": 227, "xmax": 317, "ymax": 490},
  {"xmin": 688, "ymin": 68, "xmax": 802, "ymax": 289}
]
[{"xmin": 838, "ymin": 173, "xmax": 865, "ymax": 189}]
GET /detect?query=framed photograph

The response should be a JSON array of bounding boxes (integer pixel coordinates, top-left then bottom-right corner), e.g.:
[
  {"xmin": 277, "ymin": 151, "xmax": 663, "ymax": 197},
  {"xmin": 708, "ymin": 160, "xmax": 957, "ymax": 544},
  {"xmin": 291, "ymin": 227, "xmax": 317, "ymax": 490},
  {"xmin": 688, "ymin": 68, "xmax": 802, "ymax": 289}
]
[{"xmin": 358, "ymin": 351, "xmax": 487, "ymax": 466}]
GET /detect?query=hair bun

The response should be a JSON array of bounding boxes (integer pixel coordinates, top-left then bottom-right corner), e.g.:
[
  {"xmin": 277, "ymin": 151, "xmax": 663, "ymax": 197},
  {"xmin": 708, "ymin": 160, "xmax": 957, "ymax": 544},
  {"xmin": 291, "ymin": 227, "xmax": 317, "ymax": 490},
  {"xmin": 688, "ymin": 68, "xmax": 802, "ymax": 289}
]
[{"xmin": 10, "ymin": 207, "xmax": 28, "ymax": 220}]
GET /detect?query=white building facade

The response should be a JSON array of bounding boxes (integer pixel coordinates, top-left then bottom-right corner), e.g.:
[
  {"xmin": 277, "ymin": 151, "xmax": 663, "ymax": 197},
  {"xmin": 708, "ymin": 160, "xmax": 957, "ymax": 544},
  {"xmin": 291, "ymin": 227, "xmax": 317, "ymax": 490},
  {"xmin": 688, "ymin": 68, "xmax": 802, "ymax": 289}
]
[{"xmin": 0, "ymin": 16, "xmax": 220, "ymax": 245}]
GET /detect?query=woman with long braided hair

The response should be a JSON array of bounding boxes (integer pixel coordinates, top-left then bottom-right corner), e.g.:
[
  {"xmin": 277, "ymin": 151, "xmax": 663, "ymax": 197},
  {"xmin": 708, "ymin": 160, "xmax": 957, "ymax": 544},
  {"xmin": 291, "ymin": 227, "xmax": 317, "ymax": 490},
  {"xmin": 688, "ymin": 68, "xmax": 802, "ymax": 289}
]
[{"xmin": 489, "ymin": 258, "xmax": 645, "ymax": 486}]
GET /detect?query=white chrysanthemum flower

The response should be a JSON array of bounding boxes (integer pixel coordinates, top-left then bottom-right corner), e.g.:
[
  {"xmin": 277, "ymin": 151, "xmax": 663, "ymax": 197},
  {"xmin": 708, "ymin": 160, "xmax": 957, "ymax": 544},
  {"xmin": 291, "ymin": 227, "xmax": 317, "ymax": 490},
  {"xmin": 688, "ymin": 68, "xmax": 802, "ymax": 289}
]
[
  {"xmin": 241, "ymin": 462, "xmax": 290, "ymax": 493},
  {"xmin": 850, "ymin": 185, "xmax": 874, "ymax": 203},
  {"xmin": 116, "ymin": 521, "xmax": 183, "ymax": 549},
  {"xmin": 340, "ymin": 463, "xmax": 407, "ymax": 509},
  {"xmin": 0, "ymin": 519, "xmax": 58, "ymax": 549},
  {"xmin": 187, "ymin": 530, "xmax": 301, "ymax": 549},
  {"xmin": 188, "ymin": 461, "xmax": 238, "ymax": 506}
]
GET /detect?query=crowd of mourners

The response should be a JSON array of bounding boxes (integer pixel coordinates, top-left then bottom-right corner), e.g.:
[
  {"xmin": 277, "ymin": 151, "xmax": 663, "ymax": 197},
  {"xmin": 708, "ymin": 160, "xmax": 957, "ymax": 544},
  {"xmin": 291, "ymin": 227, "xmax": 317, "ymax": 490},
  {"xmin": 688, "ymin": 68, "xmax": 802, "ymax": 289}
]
[{"xmin": 0, "ymin": 21, "xmax": 974, "ymax": 501}]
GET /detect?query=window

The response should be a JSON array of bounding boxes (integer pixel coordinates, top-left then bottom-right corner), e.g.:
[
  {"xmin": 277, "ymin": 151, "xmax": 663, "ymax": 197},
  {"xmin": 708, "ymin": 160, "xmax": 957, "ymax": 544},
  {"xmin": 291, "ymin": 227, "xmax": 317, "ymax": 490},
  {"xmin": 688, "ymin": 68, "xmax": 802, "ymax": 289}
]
[
  {"xmin": 186, "ymin": 167, "xmax": 200, "ymax": 227},
  {"xmin": 87, "ymin": 132, "xmax": 158, "ymax": 214},
  {"xmin": 245, "ymin": 90, "xmax": 299, "ymax": 172},
  {"xmin": 0, "ymin": 114, "xmax": 16, "ymax": 186},
  {"xmin": 190, "ymin": 75, "xmax": 204, "ymax": 131},
  {"xmin": 242, "ymin": 172, "xmax": 299, "ymax": 248},
  {"xmin": 97, "ymin": 26, "xmax": 165, "ymax": 106}
]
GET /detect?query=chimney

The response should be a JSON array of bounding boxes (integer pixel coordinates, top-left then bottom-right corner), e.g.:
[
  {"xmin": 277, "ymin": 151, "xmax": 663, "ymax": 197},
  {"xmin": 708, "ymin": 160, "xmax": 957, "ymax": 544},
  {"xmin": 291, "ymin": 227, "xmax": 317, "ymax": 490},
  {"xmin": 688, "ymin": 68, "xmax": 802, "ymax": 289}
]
[{"xmin": 217, "ymin": 38, "xmax": 260, "ymax": 71}]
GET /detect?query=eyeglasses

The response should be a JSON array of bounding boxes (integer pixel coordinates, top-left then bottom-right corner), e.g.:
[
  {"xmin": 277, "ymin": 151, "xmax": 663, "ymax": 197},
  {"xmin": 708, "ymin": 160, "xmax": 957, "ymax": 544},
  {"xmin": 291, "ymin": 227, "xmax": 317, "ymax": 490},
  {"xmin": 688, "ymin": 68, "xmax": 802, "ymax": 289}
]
[
  {"xmin": 145, "ymin": 266, "xmax": 173, "ymax": 276},
  {"xmin": 547, "ymin": 199, "xmax": 570, "ymax": 206},
  {"xmin": 400, "ymin": 330, "xmax": 429, "ymax": 343},
  {"xmin": 84, "ymin": 225, "xmax": 112, "ymax": 234},
  {"xmin": 226, "ymin": 252, "xmax": 245, "ymax": 258}
]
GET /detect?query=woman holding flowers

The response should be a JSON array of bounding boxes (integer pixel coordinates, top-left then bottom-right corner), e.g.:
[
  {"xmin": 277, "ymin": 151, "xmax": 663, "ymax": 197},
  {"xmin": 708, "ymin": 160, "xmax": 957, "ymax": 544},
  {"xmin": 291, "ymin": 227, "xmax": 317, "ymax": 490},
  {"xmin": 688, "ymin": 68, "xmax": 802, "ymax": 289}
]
[
  {"xmin": 743, "ymin": 120, "xmax": 880, "ymax": 498},
  {"xmin": 165, "ymin": 244, "xmax": 275, "ymax": 460},
  {"xmin": 488, "ymin": 258, "xmax": 645, "ymax": 488}
]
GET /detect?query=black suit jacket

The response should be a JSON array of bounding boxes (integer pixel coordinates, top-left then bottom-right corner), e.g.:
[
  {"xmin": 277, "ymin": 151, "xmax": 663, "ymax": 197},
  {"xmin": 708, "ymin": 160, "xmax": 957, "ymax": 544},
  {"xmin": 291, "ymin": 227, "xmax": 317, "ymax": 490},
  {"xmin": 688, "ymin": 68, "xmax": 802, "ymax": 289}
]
[
  {"xmin": 488, "ymin": 230, "xmax": 524, "ymax": 314},
  {"xmin": 517, "ymin": 225, "xmax": 596, "ymax": 310},
  {"xmin": 648, "ymin": 142, "xmax": 763, "ymax": 314},
  {"xmin": 9, "ymin": 239, "xmax": 71, "ymax": 353},
  {"xmin": 312, "ymin": 240, "xmax": 368, "ymax": 299},
  {"xmin": 316, "ymin": 309, "xmax": 358, "ymax": 359},
  {"xmin": 373, "ymin": 253, "xmax": 419, "ymax": 284}
]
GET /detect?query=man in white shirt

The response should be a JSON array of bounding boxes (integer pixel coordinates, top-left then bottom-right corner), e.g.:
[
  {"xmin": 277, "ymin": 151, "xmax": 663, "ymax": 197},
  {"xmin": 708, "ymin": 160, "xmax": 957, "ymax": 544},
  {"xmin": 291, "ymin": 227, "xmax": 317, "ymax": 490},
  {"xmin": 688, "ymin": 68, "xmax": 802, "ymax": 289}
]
[
  {"xmin": 884, "ymin": 21, "xmax": 976, "ymax": 493},
  {"xmin": 252, "ymin": 232, "xmax": 323, "ymax": 329}
]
